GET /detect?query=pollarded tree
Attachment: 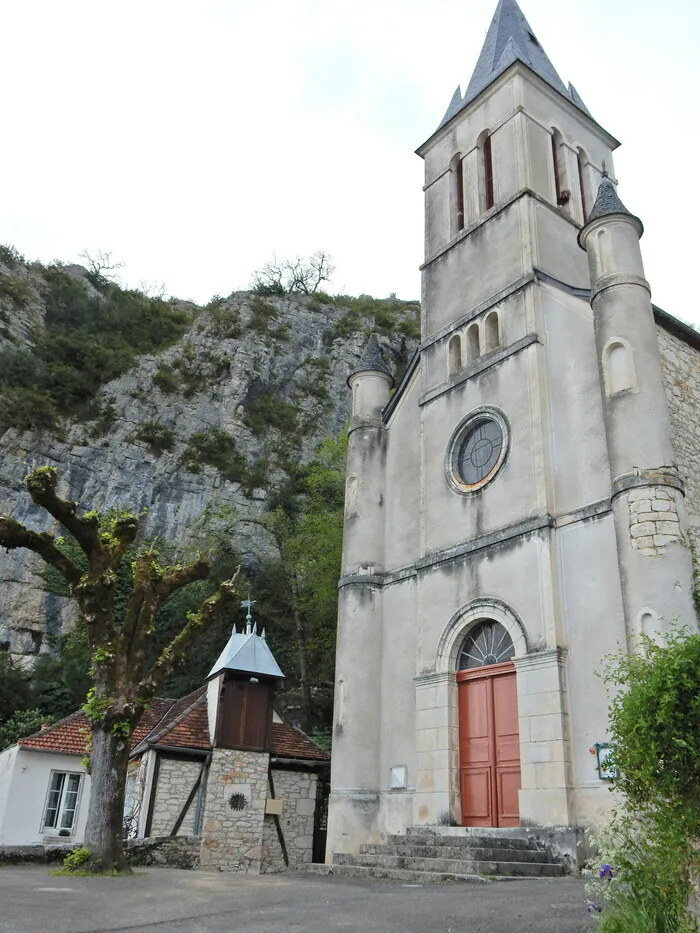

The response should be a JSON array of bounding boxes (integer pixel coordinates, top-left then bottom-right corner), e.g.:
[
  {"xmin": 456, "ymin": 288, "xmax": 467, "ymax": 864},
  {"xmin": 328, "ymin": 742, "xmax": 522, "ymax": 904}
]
[{"xmin": 0, "ymin": 466, "xmax": 239, "ymax": 872}]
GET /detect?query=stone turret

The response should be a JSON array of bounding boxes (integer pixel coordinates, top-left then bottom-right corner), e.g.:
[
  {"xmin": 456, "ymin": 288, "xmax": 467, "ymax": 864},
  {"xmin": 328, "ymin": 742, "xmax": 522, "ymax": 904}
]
[
  {"xmin": 327, "ymin": 335, "xmax": 392, "ymax": 856},
  {"xmin": 579, "ymin": 172, "xmax": 697, "ymax": 638}
]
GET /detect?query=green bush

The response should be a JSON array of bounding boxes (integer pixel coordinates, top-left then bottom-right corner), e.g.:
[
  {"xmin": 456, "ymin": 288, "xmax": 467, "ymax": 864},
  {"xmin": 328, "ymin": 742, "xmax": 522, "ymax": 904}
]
[
  {"xmin": 584, "ymin": 629, "xmax": 700, "ymax": 932},
  {"xmin": 0, "ymin": 708, "xmax": 53, "ymax": 751},
  {"xmin": 183, "ymin": 428, "xmax": 248, "ymax": 484},
  {"xmin": 207, "ymin": 299, "xmax": 243, "ymax": 340},
  {"xmin": 243, "ymin": 389, "xmax": 298, "ymax": 437},
  {"xmin": 63, "ymin": 847, "xmax": 92, "ymax": 871},
  {"xmin": 248, "ymin": 296, "xmax": 279, "ymax": 334},
  {"xmin": 0, "ymin": 273, "xmax": 34, "ymax": 306},
  {"xmin": 0, "ymin": 265, "xmax": 190, "ymax": 431},
  {"xmin": 133, "ymin": 420, "xmax": 176, "ymax": 454},
  {"xmin": 0, "ymin": 244, "xmax": 24, "ymax": 269},
  {"xmin": 153, "ymin": 363, "xmax": 179, "ymax": 394}
]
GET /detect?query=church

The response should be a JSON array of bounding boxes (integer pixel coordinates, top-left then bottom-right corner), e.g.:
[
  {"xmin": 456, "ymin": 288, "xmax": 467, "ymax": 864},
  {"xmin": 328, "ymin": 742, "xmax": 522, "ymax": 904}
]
[{"xmin": 327, "ymin": 0, "xmax": 700, "ymax": 864}]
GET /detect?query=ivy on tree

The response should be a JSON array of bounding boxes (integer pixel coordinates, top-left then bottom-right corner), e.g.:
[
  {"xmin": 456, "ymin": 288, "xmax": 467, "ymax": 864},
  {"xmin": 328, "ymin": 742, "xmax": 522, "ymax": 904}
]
[{"xmin": 0, "ymin": 466, "xmax": 239, "ymax": 873}]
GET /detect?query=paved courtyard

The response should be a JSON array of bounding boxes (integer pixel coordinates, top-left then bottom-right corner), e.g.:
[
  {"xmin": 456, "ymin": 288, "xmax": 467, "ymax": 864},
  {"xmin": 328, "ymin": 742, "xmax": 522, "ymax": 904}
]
[{"xmin": 0, "ymin": 865, "xmax": 591, "ymax": 932}]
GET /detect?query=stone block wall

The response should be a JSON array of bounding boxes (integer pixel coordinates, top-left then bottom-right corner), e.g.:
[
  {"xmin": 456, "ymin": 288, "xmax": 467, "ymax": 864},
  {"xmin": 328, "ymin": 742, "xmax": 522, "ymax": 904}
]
[
  {"xmin": 150, "ymin": 756, "xmax": 204, "ymax": 837},
  {"xmin": 199, "ymin": 748, "xmax": 269, "ymax": 873},
  {"xmin": 628, "ymin": 486, "xmax": 684, "ymax": 556},
  {"xmin": 657, "ymin": 324, "xmax": 700, "ymax": 525},
  {"xmin": 127, "ymin": 836, "xmax": 200, "ymax": 869},
  {"xmin": 260, "ymin": 768, "xmax": 318, "ymax": 873}
]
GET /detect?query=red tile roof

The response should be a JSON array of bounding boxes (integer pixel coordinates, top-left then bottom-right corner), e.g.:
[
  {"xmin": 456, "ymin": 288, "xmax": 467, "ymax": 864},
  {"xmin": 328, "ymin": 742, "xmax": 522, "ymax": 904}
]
[
  {"xmin": 18, "ymin": 697, "xmax": 176, "ymax": 757},
  {"xmin": 18, "ymin": 689, "xmax": 328, "ymax": 763}
]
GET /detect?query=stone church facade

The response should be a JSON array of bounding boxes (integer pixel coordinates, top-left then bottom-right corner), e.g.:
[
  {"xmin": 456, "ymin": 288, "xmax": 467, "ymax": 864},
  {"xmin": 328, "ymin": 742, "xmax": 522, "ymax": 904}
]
[{"xmin": 328, "ymin": 0, "xmax": 700, "ymax": 858}]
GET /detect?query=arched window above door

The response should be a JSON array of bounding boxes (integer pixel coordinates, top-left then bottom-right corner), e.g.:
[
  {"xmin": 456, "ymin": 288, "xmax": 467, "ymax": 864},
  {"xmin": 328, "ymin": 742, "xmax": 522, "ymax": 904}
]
[{"xmin": 457, "ymin": 620, "xmax": 515, "ymax": 669}]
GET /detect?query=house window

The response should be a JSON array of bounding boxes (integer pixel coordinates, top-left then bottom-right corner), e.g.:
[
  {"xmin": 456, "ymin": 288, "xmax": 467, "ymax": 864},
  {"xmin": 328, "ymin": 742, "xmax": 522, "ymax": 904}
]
[{"xmin": 43, "ymin": 771, "xmax": 82, "ymax": 833}]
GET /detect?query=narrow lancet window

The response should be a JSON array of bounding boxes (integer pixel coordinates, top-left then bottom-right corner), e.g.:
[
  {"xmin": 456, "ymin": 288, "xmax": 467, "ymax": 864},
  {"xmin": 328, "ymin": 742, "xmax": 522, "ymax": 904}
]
[
  {"xmin": 452, "ymin": 154, "xmax": 465, "ymax": 233},
  {"xmin": 577, "ymin": 149, "xmax": 588, "ymax": 222},
  {"xmin": 467, "ymin": 323, "xmax": 480, "ymax": 363},
  {"xmin": 485, "ymin": 312, "xmax": 500, "ymax": 352},
  {"xmin": 483, "ymin": 134, "xmax": 494, "ymax": 210},
  {"xmin": 551, "ymin": 129, "xmax": 567, "ymax": 207},
  {"xmin": 448, "ymin": 334, "xmax": 462, "ymax": 375}
]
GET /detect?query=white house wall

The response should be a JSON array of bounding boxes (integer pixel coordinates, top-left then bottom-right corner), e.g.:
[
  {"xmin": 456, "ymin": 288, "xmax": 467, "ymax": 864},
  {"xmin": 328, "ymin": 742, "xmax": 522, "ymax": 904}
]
[{"xmin": 0, "ymin": 749, "xmax": 89, "ymax": 846}]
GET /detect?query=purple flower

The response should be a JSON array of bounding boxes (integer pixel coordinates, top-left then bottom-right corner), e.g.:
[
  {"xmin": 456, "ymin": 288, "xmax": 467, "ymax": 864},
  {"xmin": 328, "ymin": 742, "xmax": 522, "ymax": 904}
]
[
  {"xmin": 587, "ymin": 902, "xmax": 603, "ymax": 914},
  {"xmin": 599, "ymin": 864, "xmax": 614, "ymax": 879}
]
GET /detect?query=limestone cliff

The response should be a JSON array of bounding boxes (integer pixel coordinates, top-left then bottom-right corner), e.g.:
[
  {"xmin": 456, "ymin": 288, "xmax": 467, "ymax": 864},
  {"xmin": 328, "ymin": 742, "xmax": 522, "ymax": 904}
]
[{"xmin": 0, "ymin": 251, "xmax": 419, "ymax": 660}]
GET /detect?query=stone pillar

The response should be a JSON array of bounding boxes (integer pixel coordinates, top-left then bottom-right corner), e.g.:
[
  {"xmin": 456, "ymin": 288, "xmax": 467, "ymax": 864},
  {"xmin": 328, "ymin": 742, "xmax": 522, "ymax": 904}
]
[
  {"xmin": 413, "ymin": 672, "xmax": 460, "ymax": 825},
  {"xmin": 514, "ymin": 649, "xmax": 572, "ymax": 827},
  {"xmin": 327, "ymin": 353, "xmax": 392, "ymax": 857},
  {"xmin": 199, "ymin": 748, "xmax": 269, "ymax": 873}
]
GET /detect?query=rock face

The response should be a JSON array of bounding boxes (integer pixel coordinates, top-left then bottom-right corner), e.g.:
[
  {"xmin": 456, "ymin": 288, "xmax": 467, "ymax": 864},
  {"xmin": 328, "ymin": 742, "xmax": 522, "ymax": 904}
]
[{"xmin": 0, "ymin": 262, "xmax": 418, "ymax": 661}]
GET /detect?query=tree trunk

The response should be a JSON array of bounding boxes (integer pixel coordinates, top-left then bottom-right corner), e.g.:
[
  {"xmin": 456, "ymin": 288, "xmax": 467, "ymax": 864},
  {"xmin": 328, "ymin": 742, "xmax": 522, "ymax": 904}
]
[
  {"xmin": 83, "ymin": 725, "xmax": 132, "ymax": 873},
  {"xmin": 291, "ymin": 573, "xmax": 313, "ymax": 729}
]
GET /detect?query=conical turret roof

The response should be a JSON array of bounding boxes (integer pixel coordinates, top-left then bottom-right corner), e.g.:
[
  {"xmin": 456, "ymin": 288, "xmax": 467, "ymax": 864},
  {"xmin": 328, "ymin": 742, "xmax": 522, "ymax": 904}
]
[
  {"xmin": 348, "ymin": 334, "xmax": 393, "ymax": 384},
  {"xmin": 436, "ymin": 0, "xmax": 593, "ymax": 131},
  {"xmin": 579, "ymin": 169, "xmax": 643, "ymax": 246}
]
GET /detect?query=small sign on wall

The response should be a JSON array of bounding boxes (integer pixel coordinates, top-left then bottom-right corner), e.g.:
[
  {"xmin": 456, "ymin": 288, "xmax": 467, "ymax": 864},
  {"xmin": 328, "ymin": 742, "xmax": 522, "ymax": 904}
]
[
  {"xmin": 591, "ymin": 743, "xmax": 617, "ymax": 781},
  {"xmin": 389, "ymin": 765, "xmax": 408, "ymax": 789},
  {"xmin": 265, "ymin": 798, "xmax": 283, "ymax": 815}
]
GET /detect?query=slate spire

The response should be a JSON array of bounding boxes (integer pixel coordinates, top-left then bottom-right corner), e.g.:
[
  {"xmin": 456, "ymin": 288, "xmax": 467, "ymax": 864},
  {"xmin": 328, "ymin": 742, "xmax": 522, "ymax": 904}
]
[
  {"xmin": 349, "ymin": 334, "xmax": 393, "ymax": 382},
  {"xmin": 579, "ymin": 167, "xmax": 644, "ymax": 244},
  {"xmin": 438, "ymin": 0, "xmax": 592, "ymax": 129}
]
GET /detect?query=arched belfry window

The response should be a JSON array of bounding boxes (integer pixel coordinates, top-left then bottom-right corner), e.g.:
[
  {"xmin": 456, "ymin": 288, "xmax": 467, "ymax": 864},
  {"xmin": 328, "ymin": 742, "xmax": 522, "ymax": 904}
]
[
  {"xmin": 577, "ymin": 148, "xmax": 588, "ymax": 222},
  {"xmin": 484, "ymin": 311, "xmax": 500, "ymax": 352},
  {"xmin": 451, "ymin": 153, "xmax": 465, "ymax": 233},
  {"xmin": 457, "ymin": 620, "xmax": 515, "ymax": 669},
  {"xmin": 467, "ymin": 322, "xmax": 480, "ymax": 363},
  {"xmin": 448, "ymin": 334, "xmax": 462, "ymax": 375},
  {"xmin": 551, "ymin": 128, "xmax": 568, "ymax": 207},
  {"xmin": 478, "ymin": 131, "xmax": 494, "ymax": 212}
]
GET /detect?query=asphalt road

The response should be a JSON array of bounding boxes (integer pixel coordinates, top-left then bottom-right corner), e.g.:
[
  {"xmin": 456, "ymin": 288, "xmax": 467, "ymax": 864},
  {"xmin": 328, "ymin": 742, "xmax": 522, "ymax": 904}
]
[{"xmin": 0, "ymin": 866, "xmax": 592, "ymax": 933}]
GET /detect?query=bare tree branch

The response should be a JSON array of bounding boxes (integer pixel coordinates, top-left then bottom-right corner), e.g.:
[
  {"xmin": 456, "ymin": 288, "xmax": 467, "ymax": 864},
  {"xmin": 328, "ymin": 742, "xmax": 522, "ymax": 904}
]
[
  {"xmin": 0, "ymin": 517, "xmax": 82, "ymax": 586},
  {"xmin": 136, "ymin": 566, "xmax": 240, "ymax": 703},
  {"xmin": 251, "ymin": 251, "xmax": 335, "ymax": 295},
  {"xmin": 24, "ymin": 467, "xmax": 101, "ymax": 559}
]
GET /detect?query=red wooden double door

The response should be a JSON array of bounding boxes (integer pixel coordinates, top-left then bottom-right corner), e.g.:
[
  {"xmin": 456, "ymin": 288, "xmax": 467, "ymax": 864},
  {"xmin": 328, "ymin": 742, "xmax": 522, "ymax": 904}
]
[{"xmin": 458, "ymin": 661, "xmax": 521, "ymax": 827}]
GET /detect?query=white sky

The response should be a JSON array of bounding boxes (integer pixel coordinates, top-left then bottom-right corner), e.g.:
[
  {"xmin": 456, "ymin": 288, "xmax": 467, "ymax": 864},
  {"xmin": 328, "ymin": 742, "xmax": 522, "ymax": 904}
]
[{"xmin": 1, "ymin": 0, "xmax": 698, "ymax": 321}]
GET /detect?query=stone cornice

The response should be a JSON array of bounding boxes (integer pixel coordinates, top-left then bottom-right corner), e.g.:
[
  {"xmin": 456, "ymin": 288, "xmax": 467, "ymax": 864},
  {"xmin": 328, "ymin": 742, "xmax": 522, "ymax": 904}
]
[{"xmin": 514, "ymin": 648, "xmax": 568, "ymax": 671}]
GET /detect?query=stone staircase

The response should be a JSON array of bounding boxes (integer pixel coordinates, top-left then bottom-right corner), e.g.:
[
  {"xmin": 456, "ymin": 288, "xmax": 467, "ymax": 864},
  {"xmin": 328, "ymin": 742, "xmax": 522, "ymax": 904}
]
[{"xmin": 308, "ymin": 826, "xmax": 568, "ymax": 884}]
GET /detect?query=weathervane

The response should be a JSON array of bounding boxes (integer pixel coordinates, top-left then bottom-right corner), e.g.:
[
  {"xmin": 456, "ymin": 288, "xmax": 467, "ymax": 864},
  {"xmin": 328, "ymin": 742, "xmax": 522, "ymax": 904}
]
[{"xmin": 241, "ymin": 590, "xmax": 256, "ymax": 635}]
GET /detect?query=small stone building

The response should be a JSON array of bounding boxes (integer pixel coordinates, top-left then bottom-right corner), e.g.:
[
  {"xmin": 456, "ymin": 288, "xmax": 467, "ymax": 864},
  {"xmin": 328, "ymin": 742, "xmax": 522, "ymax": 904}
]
[{"xmin": 1, "ymin": 623, "xmax": 329, "ymax": 871}]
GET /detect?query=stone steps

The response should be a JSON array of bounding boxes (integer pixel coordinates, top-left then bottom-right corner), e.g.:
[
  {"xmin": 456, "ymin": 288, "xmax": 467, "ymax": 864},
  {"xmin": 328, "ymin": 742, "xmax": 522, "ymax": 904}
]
[
  {"xmin": 384, "ymin": 833, "xmax": 535, "ymax": 851},
  {"xmin": 312, "ymin": 826, "xmax": 569, "ymax": 884},
  {"xmin": 335, "ymin": 852, "xmax": 564, "ymax": 877},
  {"xmin": 307, "ymin": 862, "xmax": 490, "ymax": 884},
  {"xmin": 359, "ymin": 843, "xmax": 552, "ymax": 863}
]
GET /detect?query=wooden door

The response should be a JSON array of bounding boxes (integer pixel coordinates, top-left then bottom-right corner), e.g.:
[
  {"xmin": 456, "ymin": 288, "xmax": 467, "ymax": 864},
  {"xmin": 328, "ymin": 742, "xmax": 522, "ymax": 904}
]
[{"xmin": 458, "ymin": 662, "xmax": 520, "ymax": 827}]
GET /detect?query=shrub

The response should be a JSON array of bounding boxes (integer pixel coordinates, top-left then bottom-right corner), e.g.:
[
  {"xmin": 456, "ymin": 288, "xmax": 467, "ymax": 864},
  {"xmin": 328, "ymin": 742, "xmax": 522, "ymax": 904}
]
[
  {"xmin": 133, "ymin": 420, "xmax": 176, "ymax": 454},
  {"xmin": 243, "ymin": 389, "xmax": 298, "ymax": 437},
  {"xmin": 584, "ymin": 629, "xmax": 700, "ymax": 932},
  {"xmin": 153, "ymin": 363, "xmax": 179, "ymax": 394},
  {"xmin": 63, "ymin": 847, "xmax": 92, "ymax": 871},
  {"xmin": 183, "ymin": 428, "xmax": 248, "ymax": 484},
  {"xmin": 248, "ymin": 296, "xmax": 279, "ymax": 334},
  {"xmin": 0, "ymin": 244, "xmax": 24, "ymax": 269},
  {"xmin": 0, "ymin": 264, "xmax": 191, "ymax": 430}
]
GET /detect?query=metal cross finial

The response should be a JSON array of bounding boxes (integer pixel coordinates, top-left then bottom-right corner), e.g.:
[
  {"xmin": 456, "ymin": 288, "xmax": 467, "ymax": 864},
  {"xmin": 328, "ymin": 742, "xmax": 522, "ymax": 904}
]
[{"xmin": 241, "ymin": 592, "xmax": 256, "ymax": 635}]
